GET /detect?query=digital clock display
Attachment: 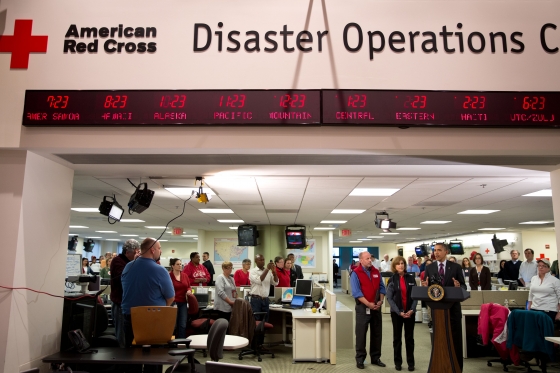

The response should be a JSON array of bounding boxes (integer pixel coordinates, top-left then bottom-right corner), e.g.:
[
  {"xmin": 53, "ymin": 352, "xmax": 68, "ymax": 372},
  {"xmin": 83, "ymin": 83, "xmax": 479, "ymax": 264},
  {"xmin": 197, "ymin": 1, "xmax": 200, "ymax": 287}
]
[
  {"xmin": 321, "ymin": 90, "xmax": 560, "ymax": 127},
  {"xmin": 22, "ymin": 89, "xmax": 560, "ymax": 127},
  {"xmin": 22, "ymin": 90, "xmax": 321, "ymax": 126}
]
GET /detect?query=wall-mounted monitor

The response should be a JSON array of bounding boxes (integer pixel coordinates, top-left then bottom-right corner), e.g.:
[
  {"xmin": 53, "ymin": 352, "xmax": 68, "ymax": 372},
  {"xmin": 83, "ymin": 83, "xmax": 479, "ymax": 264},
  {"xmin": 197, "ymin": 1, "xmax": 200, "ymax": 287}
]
[
  {"xmin": 238, "ymin": 224, "xmax": 259, "ymax": 246},
  {"xmin": 449, "ymin": 242, "xmax": 464, "ymax": 255},
  {"xmin": 285, "ymin": 226, "xmax": 306, "ymax": 249},
  {"xmin": 415, "ymin": 245, "xmax": 428, "ymax": 257}
]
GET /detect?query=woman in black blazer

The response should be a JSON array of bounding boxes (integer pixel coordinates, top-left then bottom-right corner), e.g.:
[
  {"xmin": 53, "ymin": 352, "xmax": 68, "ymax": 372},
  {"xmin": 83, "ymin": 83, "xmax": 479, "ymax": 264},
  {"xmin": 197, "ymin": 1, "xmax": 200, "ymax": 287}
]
[
  {"xmin": 386, "ymin": 256, "xmax": 417, "ymax": 371},
  {"xmin": 469, "ymin": 253, "xmax": 491, "ymax": 290}
]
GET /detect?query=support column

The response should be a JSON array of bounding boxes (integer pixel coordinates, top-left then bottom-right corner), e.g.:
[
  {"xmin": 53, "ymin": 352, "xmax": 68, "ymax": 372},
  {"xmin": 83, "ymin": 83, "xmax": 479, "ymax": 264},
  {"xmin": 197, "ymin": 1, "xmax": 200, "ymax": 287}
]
[
  {"xmin": 551, "ymin": 169, "xmax": 560, "ymax": 266},
  {"xmin": 327, "ymin": 231, "xmax": 333, "ymax": 291},
  {"xmin": 0, "ymin": 150, "xmax": 74, "ymax": 372}
]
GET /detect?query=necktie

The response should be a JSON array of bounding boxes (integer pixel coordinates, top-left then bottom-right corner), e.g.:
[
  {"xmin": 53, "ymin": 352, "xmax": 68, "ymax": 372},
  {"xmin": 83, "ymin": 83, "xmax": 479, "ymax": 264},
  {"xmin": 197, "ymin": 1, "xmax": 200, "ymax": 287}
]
[{"xmin": 439, "ymin": 263, "xmax": 444, "ymax": 280}]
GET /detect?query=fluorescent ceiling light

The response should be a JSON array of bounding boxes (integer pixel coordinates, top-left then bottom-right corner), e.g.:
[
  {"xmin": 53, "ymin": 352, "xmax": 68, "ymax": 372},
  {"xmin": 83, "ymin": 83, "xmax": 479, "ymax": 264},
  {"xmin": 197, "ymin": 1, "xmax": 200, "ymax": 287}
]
[
  {"xmin": 120, "ymin": 219, "xmax": 145, "ymax": 223},
  {"xmin": 421, "ymin": 221, "xmax": 451, "ymax": 224},
  {"xmin": 68, "ymin": 233, "xmax": 78, "ymax": 236},
  {"xmin": 349, "ymin": 188, "xmax": 399, "ymax": 196},
  {"xmin": 120, "ymin": 234, "xmax": 138, "ymax": 237},
  {"xmin": 96, "ymin": 231, "xmax": 117, "ymax": 233},
  {"xmin": 320, "ymin": 220, "xmax": 347, "ymax": 224},
  {"xmin": 349, "ymin": 241, "xmax": 362, "ymax": 243},
  {"xmin": 106, "ymin": 239, "xmax": 121, "ymax": 241},
  {"xmin": 145, "ymin": 226, "xmax": 167, "ymax": 229},
  {"xmin": 458, "ymin": 210, "xmax": 499, "ymax": 214},
  {"xmin": 367, "ymin": 236, "xmax": 383, "ymax": 238},
  {"xmin": 218, "ymin": 219, "xmax": 244, "ymax": 223},
  {"xmin": 86, "ymin": 237, "xmax": 102, "ymax": 239},
  {"xmin": 523, "ymin": 189, "xmax": 552, "ymax": 197},
  {"xmin": 71, "ymin": 208, "xmax": 99, "ymax": 212},
  {"xmin": 181, "ymin": 235, "xmax": 198, "ymax": 237},
  {"xmin": 199, "ymin": 209, "xmax": 234, "ymax": 213},
  {"xmin": 478, "ymin": 228, "xmax": 506, "ymax": 231},
  {"xmin": 397, "ymin": 228, "xmax": 421, "ymax": 231},
  {"xmin": 381, "ymin": 232, "xmax": 399, "ymax": 235},
  {"xmin": 165, "ymin": 187, "xmax": 215, "ymax": 196},
  {"xmin": 158, "ymin": 240, "xmax": 168, "ymax": 242},
  {"xmin": 193, "ymin": 238, "xmax": 198, "ymax": 240},
  {"xmin": 69, "ymin": 225, "xmax": 88, "ymax": 228},
  {"xmin": 357, "ymin": 238, "xmax": 372, "ymax": 241},
  {"xmin": 331, "ymin": 209, "xmax": 366, "ymax": 214},
  {"xmin": 519, "ymin": 221, "xmax": 554, "ymax": 224},
  {"xmin": 314, "ymin": 227, "xmax": 335, "ymax": 230},
  {"xmin": 229, "ymin": 227, "xmax": 239, "ymax": 230}
]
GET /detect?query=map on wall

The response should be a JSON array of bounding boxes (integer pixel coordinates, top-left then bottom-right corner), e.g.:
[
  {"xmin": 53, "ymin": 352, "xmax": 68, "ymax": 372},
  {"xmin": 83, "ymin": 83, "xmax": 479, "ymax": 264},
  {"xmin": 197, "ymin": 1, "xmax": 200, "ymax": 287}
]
[
  {"xmin": 214, "ymin": 238, "xmax": 249, "ymax": 265},
  {"xmin": 287, "ymin": 239, "xmax": 316, "ymax": 268}
]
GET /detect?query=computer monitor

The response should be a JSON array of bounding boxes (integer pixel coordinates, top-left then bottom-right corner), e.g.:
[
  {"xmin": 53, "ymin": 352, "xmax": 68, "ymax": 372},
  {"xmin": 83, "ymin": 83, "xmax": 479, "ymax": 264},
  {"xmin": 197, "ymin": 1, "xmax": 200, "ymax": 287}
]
[
  {"xmin": 281, "ymin": 288, "xmax": 294, "ymax": 303},
  {"xmin": 269, "ymin": 284, "xmax": 275, "ymax": 298},
  {"xmin": 295, "ymin": 279, "xmax": 313, "ymax": 297},
  {"xmin": 60, "ymin": 297, "xmax": 98, "ymax": 352}
]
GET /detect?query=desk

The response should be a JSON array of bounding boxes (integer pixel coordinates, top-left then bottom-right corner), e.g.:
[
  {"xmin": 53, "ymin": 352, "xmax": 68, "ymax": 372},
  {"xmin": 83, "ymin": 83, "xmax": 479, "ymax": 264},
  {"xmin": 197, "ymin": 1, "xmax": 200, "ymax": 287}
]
[
  {"xmin": 43, "ymin": 347, "xmax": 185, "ymax": 367},
  {"xmin": 461, "ymin": 309, "xmax": 481, "ymax": 358},
  {"xmin": 187, "ymin": 335, "xmax": 249, "ymax": 350}
]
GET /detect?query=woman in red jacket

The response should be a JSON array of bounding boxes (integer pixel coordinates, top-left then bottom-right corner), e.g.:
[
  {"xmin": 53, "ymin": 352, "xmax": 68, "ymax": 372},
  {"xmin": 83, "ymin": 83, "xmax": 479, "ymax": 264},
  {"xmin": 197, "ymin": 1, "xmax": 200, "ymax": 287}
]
[
  {"xmin": 170, "ymin": 258, "xmax": 192, "ymax": 338},
  {"xmin": 275, "ymin": 256, "xmax": 291, "ymax": 287}
]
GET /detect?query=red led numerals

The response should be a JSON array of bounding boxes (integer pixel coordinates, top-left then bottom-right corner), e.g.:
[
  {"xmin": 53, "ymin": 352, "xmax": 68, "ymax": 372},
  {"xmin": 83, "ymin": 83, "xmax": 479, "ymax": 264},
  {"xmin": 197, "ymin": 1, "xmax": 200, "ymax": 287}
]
[
  {"xmin": 522, "ymin": 96, "xmax": 545, "ymax": 110},
  {"xmin": 346, "ymin": 94, "xmax": 366, "ymax": 108},
  {"xmin": 279, "ymin": 94, "xmax": 306, "ymax": 108},
  {"xmin": 104, "ymin": 95, "xmax": 128, "ymax": 109},
  {"xmin": 404, "ymin": 95, "xmax": 427, "ymax": 109},
  {"xmin": 47, "ymin": 95, "xmax": 69, "ymax": 109},
  {"xmin": 219, "ymin": 94, "xmax": 246, "ymax": 108},
  {"xmin": 160, "ymin": 95, "xmax": 186, "ymax": 109},
  {"xmin": 462, "ymin": 96, "xmax": 486, "ymax": 109}
]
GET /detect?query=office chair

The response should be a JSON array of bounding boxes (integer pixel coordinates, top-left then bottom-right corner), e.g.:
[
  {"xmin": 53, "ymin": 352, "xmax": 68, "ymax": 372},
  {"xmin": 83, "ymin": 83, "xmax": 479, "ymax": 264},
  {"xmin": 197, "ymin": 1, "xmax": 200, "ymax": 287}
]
[
  {"xmin": 166, "ymin": 319, "xmax": 229, "ymax": 373},
  {"xmin": 236, "ymin": 300, "xmax": 274, "ymax": 362},
  {"xmin": 131, "ymin": 306, "xmax": 177, "ymax": 345},
  {"xmin": 91, "ymin": 303, "xmax": 119, "ymax": 347}
]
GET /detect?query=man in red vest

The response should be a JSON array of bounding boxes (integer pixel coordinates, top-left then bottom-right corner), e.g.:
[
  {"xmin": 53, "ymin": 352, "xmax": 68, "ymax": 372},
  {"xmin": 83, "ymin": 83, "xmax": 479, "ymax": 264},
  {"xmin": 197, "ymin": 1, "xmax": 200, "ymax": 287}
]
[{"xmin": 350, "ymin": 251, "xmax": 386, "ymax": 369}]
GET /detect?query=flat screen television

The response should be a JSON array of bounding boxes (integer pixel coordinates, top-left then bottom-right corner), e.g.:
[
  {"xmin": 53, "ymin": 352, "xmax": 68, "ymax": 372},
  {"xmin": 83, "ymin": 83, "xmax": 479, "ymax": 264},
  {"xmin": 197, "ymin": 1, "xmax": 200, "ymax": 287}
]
[
  {"xmin": 238, "ymin": 224, "xmax": 258, "ymax": 246},
  {"xmin": 449, "ymin": 242, "xmax": 464, "ymax": 255},
  {"xmin": 285, "ymin": 228, "xmax": 306, "ymax": 249},
  {"xmin": 415, "ymin": 245, "xmax": 428, "ymax": 257}
]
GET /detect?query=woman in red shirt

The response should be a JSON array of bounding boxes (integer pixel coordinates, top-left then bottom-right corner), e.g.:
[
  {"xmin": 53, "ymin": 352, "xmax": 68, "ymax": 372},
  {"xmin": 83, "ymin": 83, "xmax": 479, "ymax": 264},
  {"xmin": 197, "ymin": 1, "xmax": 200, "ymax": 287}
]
[
  {"xmin": 183, "ymin": 252, "xmax": 211, "ymax": 286},
  {"xmin": 169, "ymin": 258, "xmax": 192, "ymax": 338},
  {"xmin": 386, "ymin": 256, "xmax": 417, "ymax": 371},
  {"xmin": 234, "ymin": 258, "xmax": 252, "ymax": 286},
  {"xmin": 275, "ymin": 256, "xmax": 291, "ymax": 287}
]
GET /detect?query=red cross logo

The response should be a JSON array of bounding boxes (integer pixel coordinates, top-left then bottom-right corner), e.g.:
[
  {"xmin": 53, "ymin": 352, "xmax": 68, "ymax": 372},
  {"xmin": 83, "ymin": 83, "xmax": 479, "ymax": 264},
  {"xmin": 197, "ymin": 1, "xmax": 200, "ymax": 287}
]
[
  {"xmin": 485, "ymin": 248, "xmax": 490, "ymax": 254},
  {"xmin": 0, "ymin": 20, "xmax": 48, "ymax": 69}
]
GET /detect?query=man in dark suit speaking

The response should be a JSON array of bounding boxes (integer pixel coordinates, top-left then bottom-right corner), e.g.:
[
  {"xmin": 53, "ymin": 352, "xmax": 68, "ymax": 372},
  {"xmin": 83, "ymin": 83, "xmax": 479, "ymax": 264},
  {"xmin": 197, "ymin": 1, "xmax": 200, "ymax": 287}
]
[{"xmin": 421, "ymin": 243, "xmax": 466, "ymax": 372}]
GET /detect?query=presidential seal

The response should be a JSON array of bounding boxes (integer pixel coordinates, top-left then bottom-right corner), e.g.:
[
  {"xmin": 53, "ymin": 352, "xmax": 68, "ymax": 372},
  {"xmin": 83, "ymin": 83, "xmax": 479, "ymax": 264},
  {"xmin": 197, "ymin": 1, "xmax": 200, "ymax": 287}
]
[{"xmin": 427, "ymin": 284, "xmax": 444, "ymax": 301}]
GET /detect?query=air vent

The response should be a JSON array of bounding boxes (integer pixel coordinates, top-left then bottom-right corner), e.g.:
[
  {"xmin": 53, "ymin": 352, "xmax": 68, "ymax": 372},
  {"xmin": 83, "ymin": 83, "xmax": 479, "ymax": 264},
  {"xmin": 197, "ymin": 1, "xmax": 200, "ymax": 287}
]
[
  {"xmin": 266, "ymin": 209, "xmax": 299, "ymax": 213},
  {"xmin": 413, "ymin": 201, "xmax": 457, "ymax": 207}
]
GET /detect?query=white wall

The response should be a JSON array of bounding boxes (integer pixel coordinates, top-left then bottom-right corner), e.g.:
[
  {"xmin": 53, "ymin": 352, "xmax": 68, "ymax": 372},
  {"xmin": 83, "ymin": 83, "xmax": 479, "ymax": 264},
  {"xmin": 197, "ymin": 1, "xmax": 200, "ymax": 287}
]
[{"xmin": 521, "ymin": 230, "xmax": 558, "ymax": 262}]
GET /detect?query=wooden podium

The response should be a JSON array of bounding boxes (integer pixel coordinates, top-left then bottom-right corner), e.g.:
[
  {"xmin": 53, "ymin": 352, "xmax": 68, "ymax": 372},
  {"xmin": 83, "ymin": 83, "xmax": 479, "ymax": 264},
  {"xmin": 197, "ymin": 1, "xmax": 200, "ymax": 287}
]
[{"xmin": 411, "ymin": 287, "xmax": 469, "ymax": 373}]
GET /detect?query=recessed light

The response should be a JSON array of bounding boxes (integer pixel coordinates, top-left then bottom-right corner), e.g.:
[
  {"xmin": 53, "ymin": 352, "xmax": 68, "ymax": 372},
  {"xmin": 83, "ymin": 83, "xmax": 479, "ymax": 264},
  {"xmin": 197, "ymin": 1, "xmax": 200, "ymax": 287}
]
[
  {"xmin": 367, "ymin": 236, "xmax": 383, "ymax": 238},
  {"xmin": 396, "ymin": 228, "xmax": 421, "ymax": 230},
  {"xmin": 420, "ymin": 221, "xmax": 451, "ymax": 224},
  {"xmin": 86, "ymin": 237, "xmax": 102, "ymax": 239},
  {"xmin": 458, "ymin": 210, "xmax": 499, "ymax": 214},
  {"xmin": 71, "ymin": 208, "xmax": 99, "ymax": 212},
  {"xmin": 106, "ymin": 239, "xmax": 121, "ymax": 241},
  {"xmin": 96, "ymin": 231, "xmax": 117, "ymax": 233},
  {"xmin": 523, "ymin": 189, "xmax": 552, "ymax": 197},
  {"xmin": 181, "ymin": 235, "xmax": 198, "ymax": 237},
  {"xmin": 380, "ymin": 232, "xmax": 399, "ymax": 235},
  {"xmin": 314, "ymin": 227, "xmax": 336, "ymax": 230},
  {"xmin": 199, "ymin": 209, "xmax": 234, "ymax": 213},
  {"xmin": 349, "ymin": 188, "xmax": 399, "ymax": 196},
  {"xmin": 519, "ymin": 221, "xmax": 554, "ymax": 224},
  {"xmin": 357, "ymin": 238, "xmax": 372, "ymax": 241},
  {"xmin": 145, "ymin": 226, "xmax": 167, "ymax": 229},
  {"xmin": 69, "ymin": 225, "xmax": 88, "ymax": 228},
  {"xmin": 320, "ymin": 220, "xmax": 347, "ymax": 224},
  {"xmin": 120, "ymin": 219, "xmax": 145, "ymax": 223},
  {"xmin": 120, "ymin": 234, "xmax": 139, "ymax": 237},
  {"xmin": 218, "ymin": 219, "xmax": 244, "ymax": 223},
  {"xmin": 478, "ymin": 228, "xmax": 506, "ymax": 231},
  {"xmin": 331, "ymin": 209, "xmax": 366, "ymax": 214},
  {"xmin": 165, "ymin": 187, "xmax": 215, "ymax": 196}
]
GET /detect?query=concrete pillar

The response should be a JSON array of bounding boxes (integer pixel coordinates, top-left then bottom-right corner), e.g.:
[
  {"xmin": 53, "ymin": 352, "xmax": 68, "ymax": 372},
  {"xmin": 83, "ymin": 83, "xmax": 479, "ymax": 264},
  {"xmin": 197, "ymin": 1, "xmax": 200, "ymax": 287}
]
[
  {"xmin": 551, "ymin": 169, "xmax": 560, "ymax": 265},
  {"xmin": 327, "ymin": 230, "xmax": 333, "ymax": 291},
  {"xmin": 0, "ymin": 150, "xmax": 74, "ymax": 372}
]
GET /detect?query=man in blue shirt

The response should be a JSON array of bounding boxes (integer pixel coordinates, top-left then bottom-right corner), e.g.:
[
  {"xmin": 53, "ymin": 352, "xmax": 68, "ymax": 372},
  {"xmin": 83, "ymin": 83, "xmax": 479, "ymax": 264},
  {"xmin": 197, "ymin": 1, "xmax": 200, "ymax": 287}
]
[
  {"xmin": 121, "ymin": 237, "xmax": 175, "ymax": 347},
  {"xmin": 406, "ymin": 256, "xmax": 420, "ymax": 276},
  {"xmin": 351, "ymin": 251, "xmax": 386, "ymax": 369}
]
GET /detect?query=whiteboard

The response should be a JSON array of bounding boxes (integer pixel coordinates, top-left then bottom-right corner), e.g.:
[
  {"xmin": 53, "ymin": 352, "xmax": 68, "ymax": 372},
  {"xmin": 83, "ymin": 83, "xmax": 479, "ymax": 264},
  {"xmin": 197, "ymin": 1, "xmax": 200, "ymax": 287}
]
[{"xmin": 66, "ymin": 253, "xmax": 82, "ymax": 277}]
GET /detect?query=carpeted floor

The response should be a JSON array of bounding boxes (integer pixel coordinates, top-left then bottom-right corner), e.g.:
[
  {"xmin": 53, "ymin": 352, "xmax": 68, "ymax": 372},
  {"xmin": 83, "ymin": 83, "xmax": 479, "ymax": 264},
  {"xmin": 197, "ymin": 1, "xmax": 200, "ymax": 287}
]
[{"xmin": 178, "ymin": 288, "xmax": 560, "ymax": 373}]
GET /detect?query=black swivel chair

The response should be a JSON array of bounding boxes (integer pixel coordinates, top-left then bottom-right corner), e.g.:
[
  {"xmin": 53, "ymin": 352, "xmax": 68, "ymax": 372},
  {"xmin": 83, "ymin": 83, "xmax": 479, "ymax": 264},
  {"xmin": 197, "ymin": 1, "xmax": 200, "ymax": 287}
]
[
  {"xmin": 238, "ymin": 310, "xmax": 275, "ymax": 362},
  {"xmin": 166, "ymin": 318, "xmax": 229, "ymax": 373}
]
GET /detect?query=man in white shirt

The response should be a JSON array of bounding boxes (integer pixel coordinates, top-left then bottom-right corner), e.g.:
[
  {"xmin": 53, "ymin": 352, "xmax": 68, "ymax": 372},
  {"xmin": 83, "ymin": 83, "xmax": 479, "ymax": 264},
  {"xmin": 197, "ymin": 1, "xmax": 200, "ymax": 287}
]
[
  {"xmin": 249, "ymin": 254, "xmax": 279, "ymax": 322},
  {"xmin": 518, "ymin": 248, "xmax": 537, "ymax": 287},
  {"xmin": 371, "ymin": 255, "xmax": 381, "ymax": 270},
  {"xmin": 380, "ymin": 254, "xmax": 391, "ymax": 272}
]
